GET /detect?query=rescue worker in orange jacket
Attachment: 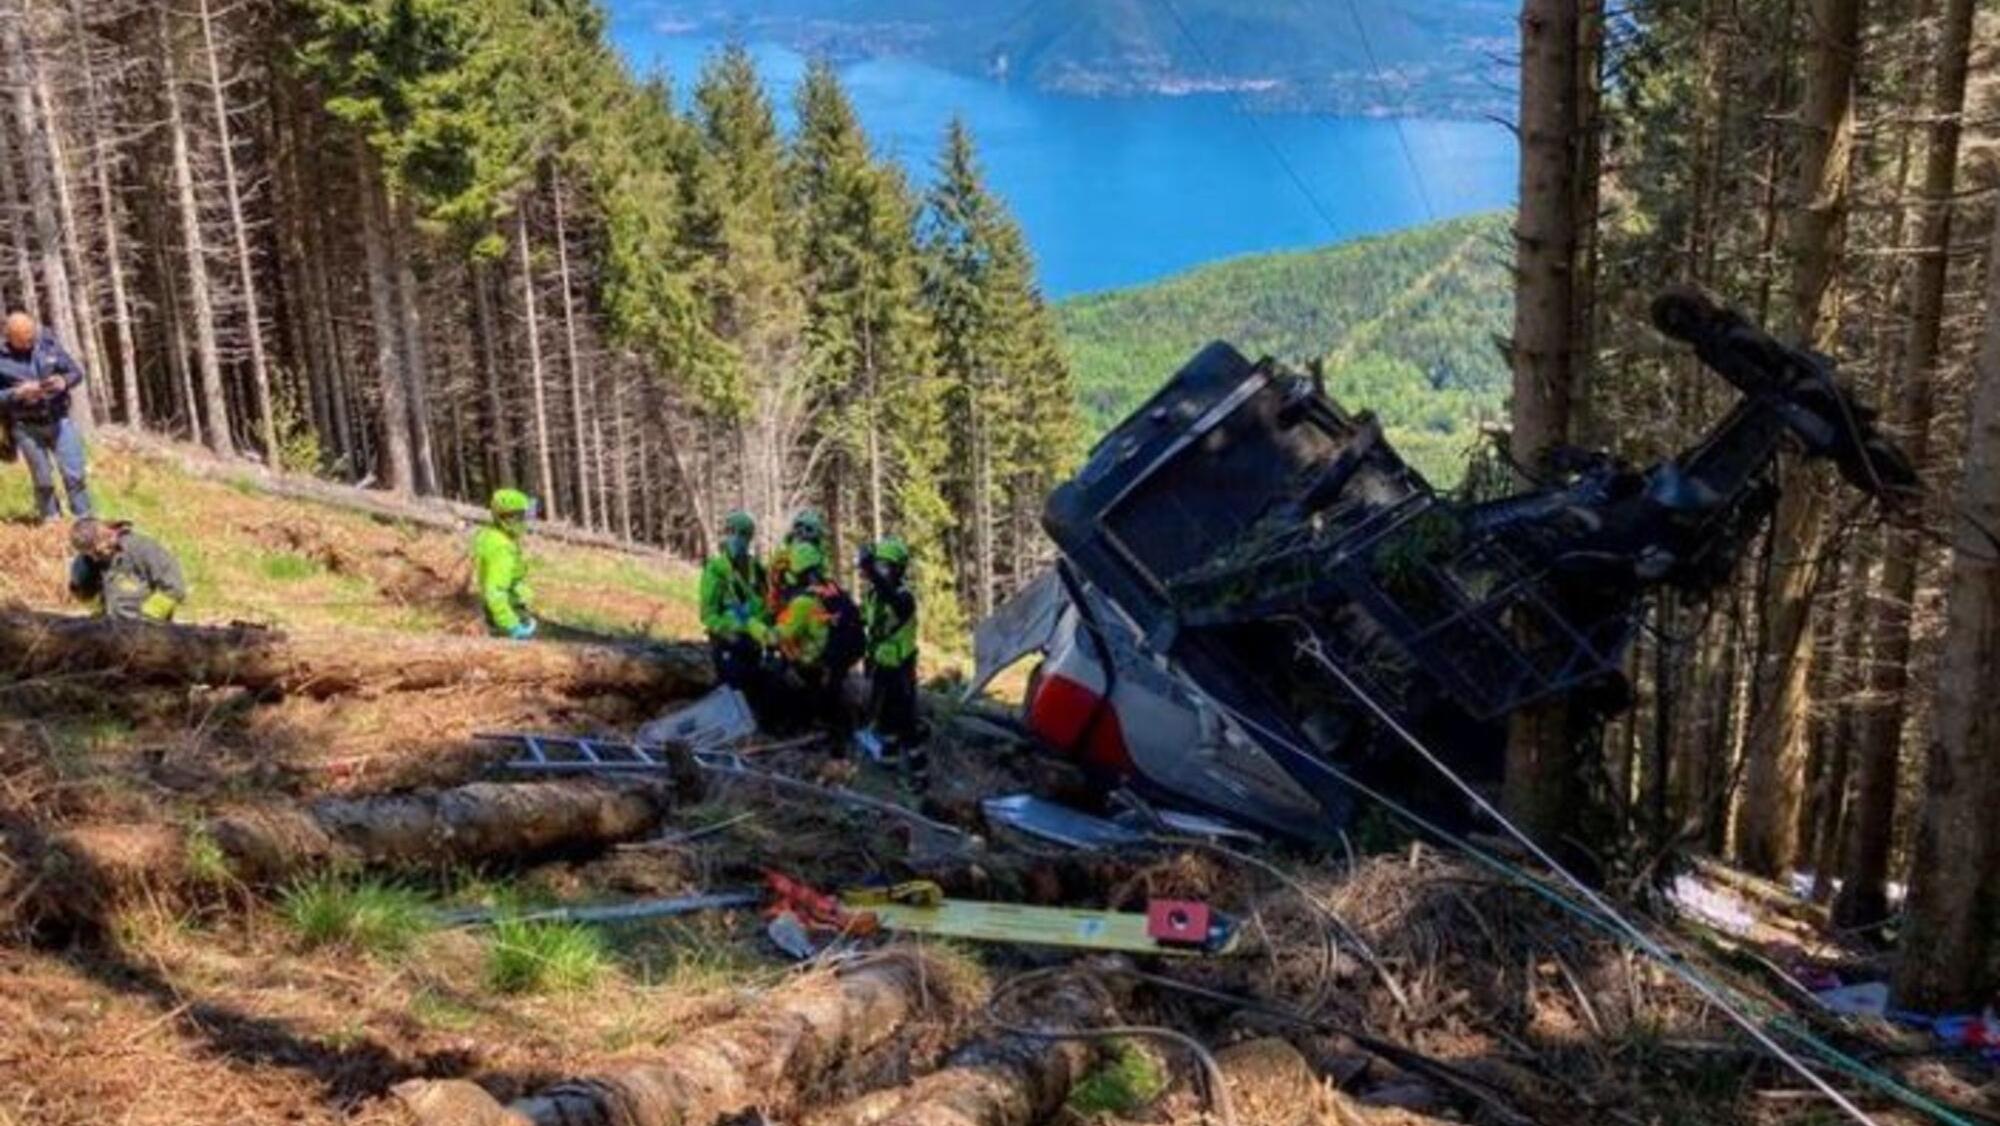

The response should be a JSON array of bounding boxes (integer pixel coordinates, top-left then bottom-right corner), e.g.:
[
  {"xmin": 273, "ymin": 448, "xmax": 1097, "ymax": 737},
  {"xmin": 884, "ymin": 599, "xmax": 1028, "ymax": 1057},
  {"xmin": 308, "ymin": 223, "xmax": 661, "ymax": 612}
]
[{"xmin": 771, "ymin": 540, "xmax": 865, "ymax": 748}]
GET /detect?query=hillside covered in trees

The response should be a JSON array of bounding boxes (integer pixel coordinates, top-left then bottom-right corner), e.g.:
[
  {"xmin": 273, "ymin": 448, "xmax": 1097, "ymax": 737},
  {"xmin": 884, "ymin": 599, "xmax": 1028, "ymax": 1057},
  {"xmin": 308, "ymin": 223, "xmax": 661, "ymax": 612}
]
[
  {"xmin": 1059, "ymin": 212, "xmax": 1511, "ymax": 483},
  {"xmin": 628, "ymin": 0, "xmax": 1518, "ymax": 118},
  {"xmin": 0, "ymin": 0, "xmax": 1082, "ymax": 633}
]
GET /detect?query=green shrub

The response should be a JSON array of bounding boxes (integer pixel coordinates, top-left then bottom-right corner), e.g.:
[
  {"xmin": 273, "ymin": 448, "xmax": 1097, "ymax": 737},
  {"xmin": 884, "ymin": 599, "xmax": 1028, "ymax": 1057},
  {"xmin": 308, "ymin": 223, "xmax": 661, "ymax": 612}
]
[
  {"xmin": 259, "ymin": 552, "xmax": 320, "ymax": 581},
  {"xmin": 1067, "ymin": 1039, "xmax": 1168, "ymax": 1117},
  {"xmin": 280, "ymin": 876, "xmax": 433, "ymax": 955},
  {"xmin": 183, "ymin": 829, "xmax": 234, "ymax": 886},
  {"xmin": 486, "ymin": 917, "xmax": 606, "ymax": 994}
]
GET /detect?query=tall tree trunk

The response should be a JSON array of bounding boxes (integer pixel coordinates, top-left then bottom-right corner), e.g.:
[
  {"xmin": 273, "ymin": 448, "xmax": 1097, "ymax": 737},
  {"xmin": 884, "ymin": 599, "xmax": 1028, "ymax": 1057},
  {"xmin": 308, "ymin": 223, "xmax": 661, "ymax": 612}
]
[
  {"xmin": 355, "ymin": 141, "xmax": 412, "ymax": 492},
  {"xmin": 71, "ymin": 0, "xmax": 138, "ymax": 425},
  {"xmin": 27, "ymin": 31, "xmax": 101, "ymax": 428},
  {"xmin": 153, "ymin": 197, "xmax": 201, "ymax": 448},
  {"xmin": 159, "ymin": 4, "xmax": 228, "ymax": 453},
  {"xmin": 470, "ymin": 257, "xmax": 513, "ymax": 490},
  {"xmin": 0, "ymin": 112, "xmax": 36, "ymax": 313},
  {"xmin": 391, "ymin": 195, "xmax": 438, "ymax": 495},
  {"xmin": 517, "ymin": 205, "xmax": 556, "ymax": 518},
  {"xmin": 1893, "ymin": 206, "xmax": 2000, "ymax": 1011},
  {"xmin": 1835, "ymin": 0, "xmax": 1973, "ymax": 930},
  {"xmin": 195, "ymin": 0, "xmax": 273, "ymax": 458},
  {"xmin": 1733, "ymin": 0, "xmax": 1859, "ymax": 877},
  {"xmin": 552, "ymin": 169, "xmax": 593, "ymax": 529},
  {"xmin": 612, "ymin": 359, "xmax": 632, "ymax": 540},
  {"xmin": 1502, "ymin": 0, "xmax": 1586, "ymax": 845},
  {"xmin": 4, "ymin": 13, "xmax": 85, "ymax": 428},
  {"xmin": 971, "ymin": 372, "xmax": 996, "ymax": 619}
]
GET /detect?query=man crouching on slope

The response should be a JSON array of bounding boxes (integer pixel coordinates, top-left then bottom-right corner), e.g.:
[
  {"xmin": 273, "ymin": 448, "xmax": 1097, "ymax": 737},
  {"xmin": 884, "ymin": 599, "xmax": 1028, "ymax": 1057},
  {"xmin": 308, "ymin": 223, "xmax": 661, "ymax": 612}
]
[
  {"xmin": 69, "ymin": 518, "xmax": 186, "ymax": 622},
  {"xmin": 475, "ymin": 488, "xmax": 539, "ymax": 639}
]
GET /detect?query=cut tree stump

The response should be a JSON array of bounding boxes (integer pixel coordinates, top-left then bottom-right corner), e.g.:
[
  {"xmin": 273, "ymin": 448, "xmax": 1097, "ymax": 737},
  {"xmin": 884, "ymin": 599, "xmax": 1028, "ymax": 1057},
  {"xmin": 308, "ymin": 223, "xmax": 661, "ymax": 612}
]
[
  {"xmin": 809, "ymin": 973, "xmax": 1112, "ymax": 1126},
  {"xmin": 0, "ymin": 610, "xmax": 712, "ymax": 703},
  {"xmin": 396, "ymin": 954, "xmax": 952, "ymax": 1126}
]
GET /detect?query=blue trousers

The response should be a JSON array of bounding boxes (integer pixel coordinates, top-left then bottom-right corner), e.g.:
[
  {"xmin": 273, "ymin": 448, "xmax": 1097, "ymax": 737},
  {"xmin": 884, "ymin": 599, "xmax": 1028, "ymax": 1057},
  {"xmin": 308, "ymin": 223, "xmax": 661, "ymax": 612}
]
[{"xmin": 14, "ymin": 417, "xmax": 91, "ymax": 520}]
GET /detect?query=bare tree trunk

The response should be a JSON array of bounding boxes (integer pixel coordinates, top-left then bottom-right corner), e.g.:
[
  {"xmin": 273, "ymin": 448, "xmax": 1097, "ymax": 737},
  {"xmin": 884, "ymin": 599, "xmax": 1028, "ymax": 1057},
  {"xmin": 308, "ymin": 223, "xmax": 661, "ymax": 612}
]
[
  {"xmin": 391, "ymin": 194, "xmax": 438, "ymax": 495},
  {"xmin": 4, "ymin": 15, "xmax": 80, "ymax": 413},
  {"xmin": 517, "ymin": 204, "xmax": 556, "ymax": 518},
  {"xmin": 27, "ymin": 31, "xmax": 101, "ymax": 428},
  {"xmin": 552, "ymin": 169, "xmax": 594, "ymax": 529},
  {"xmin": 158, "ymin": 3, "xmax": 228, "ymax": 453},
  {"xmin": 1836, "ymin": 0, "xmax": 1973, "ymax": 930},
  {"xmin": 70, "ymin": 0, "xmax": 138, "ymax": 424},
  {"xmin": 0, "ymin": 111, "xmax": 36, "ymax": 313},
  {"xmin": 355, "ymin": 140, "xmax": 412, "ymax": 491},
  {"xmin": 971, "ymin": 373, "xmax": 996, "ymax": 619},
  {"xmin": 195, "ymin": 0, "xmax": 273, "ymax": 458},
  {"xmin": 1893, "ymin": 207, "xmax": 2000, "ymax": 1011},
  {"xmin": 612, "ymin": 360, "xmax": 632, "ymax": 539},
  {"xmin": 1502, "ymin": 0, "xmax": 1585, "ymax": 845},
  {"xmin": 1734, "ymin": 0, "xmax": 1858, "ymax": 877},
  {"xmin": 469, "ymin": 257, "xmax": 512, "ymax": 490}
]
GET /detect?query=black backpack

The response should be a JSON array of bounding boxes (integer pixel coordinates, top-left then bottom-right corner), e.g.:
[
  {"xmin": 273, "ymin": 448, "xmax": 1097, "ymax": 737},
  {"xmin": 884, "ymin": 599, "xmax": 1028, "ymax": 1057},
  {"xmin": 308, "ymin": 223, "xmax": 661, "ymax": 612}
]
[{"xmin": 819, "ymin": 585, "xmax": 866, "ymax": 671}]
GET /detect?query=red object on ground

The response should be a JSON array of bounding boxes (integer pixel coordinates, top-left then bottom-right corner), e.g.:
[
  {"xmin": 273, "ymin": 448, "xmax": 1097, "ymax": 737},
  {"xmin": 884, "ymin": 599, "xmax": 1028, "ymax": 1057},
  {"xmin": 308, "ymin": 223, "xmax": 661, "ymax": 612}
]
[
  {"xmin": 1146, "ymin": 900, "xmax": 1213, "ymax": 947},
  {"xmin": 1026, "ymin": 673, "xmax": 1135, "ymax": 775},
  {"xmin": 763, "ymin": 871, "xmax": 877, "ymax": 935}
]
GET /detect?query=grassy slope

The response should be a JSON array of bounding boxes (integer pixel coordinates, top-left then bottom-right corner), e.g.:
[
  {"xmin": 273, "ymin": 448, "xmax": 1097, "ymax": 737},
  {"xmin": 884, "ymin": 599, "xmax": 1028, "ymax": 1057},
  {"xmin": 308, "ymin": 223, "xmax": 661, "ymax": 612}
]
[
  {"xmin": 0, "ymin": 438, "xmax": 702, "ymax": 641},
  {"xmin": 1057, "ymin": 211, "xmax": 1514, "ymax": 484}
]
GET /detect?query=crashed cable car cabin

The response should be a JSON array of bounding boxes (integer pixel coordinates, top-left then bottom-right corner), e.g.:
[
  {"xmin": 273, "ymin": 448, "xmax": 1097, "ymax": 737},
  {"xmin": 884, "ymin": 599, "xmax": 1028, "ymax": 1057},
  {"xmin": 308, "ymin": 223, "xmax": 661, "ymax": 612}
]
[{"xmin": 976, "ymin": 290, "xmax": 1918, "ymax": 843}]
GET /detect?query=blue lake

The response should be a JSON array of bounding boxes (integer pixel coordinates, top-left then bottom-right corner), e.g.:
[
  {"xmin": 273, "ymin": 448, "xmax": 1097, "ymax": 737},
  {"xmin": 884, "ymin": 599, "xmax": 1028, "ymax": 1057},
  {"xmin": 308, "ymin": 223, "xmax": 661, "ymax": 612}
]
[{"xmin": 608, "ymin": 21, "xmax": 1519, "ymax": 299}]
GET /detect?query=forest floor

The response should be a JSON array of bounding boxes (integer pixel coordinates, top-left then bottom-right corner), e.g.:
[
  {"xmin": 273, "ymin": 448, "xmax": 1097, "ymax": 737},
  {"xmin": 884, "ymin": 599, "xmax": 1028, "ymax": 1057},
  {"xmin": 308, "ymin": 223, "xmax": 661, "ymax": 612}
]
[{"xmin": 0, "ymin": 437, "xmax": 1994, "ymax": 1126}]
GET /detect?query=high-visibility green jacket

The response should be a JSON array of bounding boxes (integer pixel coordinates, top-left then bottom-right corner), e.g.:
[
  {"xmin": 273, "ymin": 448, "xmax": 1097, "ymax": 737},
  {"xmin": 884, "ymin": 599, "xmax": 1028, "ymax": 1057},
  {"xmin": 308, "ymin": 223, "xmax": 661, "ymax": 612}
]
[
  {"xmin": 863, "ymin": 584, "xmax": 918, "ymax": 668},
  {"xmin": 775, "ymin": 590, "xmax": 831, "ymax": 666},
  {"xmin": 700, "ymin": 552, "xmax": 770, "ymax": 641},
  {"xmin": 472, "ymin": 523, "xmax": 533, "ymax": 632}
]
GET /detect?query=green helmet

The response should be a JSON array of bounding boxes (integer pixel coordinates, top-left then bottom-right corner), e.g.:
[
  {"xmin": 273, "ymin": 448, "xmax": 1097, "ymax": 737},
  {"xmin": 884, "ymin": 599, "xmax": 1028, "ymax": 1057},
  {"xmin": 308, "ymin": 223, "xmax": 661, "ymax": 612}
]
[
  {"xmin": 872, "ymin": 536, "xmax": 911, "ymax": 567},
  {"xmin": 491, "ymin": 488, "xmax": 535, "ymax": 518},
  {"xmin": 789, "ymin": 508, "xmax": 827, "ymax": 544},
  {"xmin": 723, "ymin": 509, "xmax": 756, "ymax": 538},
  {"xmin": 787, "ymin": 540, "xmax": 825, "ymax": 579}
]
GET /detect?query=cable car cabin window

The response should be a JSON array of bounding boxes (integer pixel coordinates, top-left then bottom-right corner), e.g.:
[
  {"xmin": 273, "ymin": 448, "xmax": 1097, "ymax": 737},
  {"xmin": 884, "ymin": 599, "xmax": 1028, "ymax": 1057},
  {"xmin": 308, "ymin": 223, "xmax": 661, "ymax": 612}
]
[{"xmin": 1099, "ymin": 377, "xmax": 1348, "ymax": 594}]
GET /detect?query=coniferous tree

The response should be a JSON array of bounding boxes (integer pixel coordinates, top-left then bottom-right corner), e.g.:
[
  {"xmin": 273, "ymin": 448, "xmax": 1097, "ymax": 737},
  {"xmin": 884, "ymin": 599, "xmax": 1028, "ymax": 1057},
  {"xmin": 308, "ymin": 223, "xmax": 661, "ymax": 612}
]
[{"xmin": 687, "ymin": 44, "xmax": 807, "ymax": 539}]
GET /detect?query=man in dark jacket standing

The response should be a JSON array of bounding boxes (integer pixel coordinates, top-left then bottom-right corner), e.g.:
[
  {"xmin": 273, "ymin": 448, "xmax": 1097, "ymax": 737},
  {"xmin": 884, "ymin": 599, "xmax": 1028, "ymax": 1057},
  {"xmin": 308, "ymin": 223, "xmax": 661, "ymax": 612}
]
[{"xmin": 0, "ymin": 311, "xmax": 90, "ymax": 522}]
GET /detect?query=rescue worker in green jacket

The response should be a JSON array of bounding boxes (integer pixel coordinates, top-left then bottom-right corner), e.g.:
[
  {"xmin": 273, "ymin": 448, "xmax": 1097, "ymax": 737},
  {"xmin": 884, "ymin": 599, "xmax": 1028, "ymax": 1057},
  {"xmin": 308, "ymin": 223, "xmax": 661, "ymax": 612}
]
[
  {"xmin": 699, "ymin": 509, "xmax": 773, "ymax": 694},
  {"xmin": 765, "ymin": 507, "xmax": 827, "ymax": 613},
  {"xmin": 68, "ymin": 518, "xmax": 186, "ymax": 622},
  {"xmin": 772, "ymin": 540, "xmax": 865, "ymax": 747},
  {"xmin": 473, "ymin": 488, "xmax": 538, "ymax": 639},
  {"xmin": 858, "ymin": 536, "xmax": 927, "ymax": 787}
]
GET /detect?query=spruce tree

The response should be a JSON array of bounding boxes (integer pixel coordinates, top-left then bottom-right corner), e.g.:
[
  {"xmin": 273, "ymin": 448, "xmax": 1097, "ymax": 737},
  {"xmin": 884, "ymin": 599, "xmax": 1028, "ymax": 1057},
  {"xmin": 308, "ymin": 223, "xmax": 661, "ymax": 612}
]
[
  {"xmin": 921, "ymin": 117, "xmax": 1079, "ymax": 620},
  {"xmin": 687, "ymin": 44, "xmax": 807, "ymax": 537}
]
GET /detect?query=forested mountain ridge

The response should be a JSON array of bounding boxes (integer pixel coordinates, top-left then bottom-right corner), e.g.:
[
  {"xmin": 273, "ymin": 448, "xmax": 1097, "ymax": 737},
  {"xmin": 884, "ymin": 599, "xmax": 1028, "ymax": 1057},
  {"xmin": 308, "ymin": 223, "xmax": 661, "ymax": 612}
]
[
  {"xmin": 618, "ymin": 0, "xmax": 1518, "ymax": 118},
  {"xmin": 1059, "ymin": 212, "xmax": 1512, "ymax": 483},
  {"xmin": 0, "ymin": 0, "xmax": 1082, "ymax": 635}
]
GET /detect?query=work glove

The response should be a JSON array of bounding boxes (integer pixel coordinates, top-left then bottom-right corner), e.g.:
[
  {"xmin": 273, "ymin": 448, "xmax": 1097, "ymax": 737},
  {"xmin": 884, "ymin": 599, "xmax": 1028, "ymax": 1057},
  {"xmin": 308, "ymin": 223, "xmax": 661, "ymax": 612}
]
[
  {"xmin": 508, "ymin": 619, "xmax": 538, "ymax": 641},
  {"xmin": 139, "ymin": 593, "xmax": 179, "ymax": 622}
]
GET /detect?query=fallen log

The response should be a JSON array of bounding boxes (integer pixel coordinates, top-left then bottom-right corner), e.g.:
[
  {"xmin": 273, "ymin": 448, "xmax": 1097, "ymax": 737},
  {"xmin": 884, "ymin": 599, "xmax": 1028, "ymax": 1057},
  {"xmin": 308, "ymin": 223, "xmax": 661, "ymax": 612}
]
[
  {"xmin": 397, "ymin": 954, "xmax": 952, "ymax": 1126},
  {"xmin": 28, "ymin": 774, "xmax": 697, "ymax": 927},
  {"xmin": 211, "ymin": 772, "xmax": 699, "ymax": 882},
  {"xmin": 809, "ymin": 973, "xmax": 1111, "ymax": 1126},
  {"xmin": 0, "ymin": 611, "xmax": 712, "ymax": 703}
]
